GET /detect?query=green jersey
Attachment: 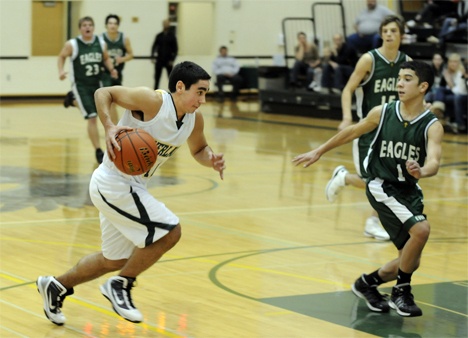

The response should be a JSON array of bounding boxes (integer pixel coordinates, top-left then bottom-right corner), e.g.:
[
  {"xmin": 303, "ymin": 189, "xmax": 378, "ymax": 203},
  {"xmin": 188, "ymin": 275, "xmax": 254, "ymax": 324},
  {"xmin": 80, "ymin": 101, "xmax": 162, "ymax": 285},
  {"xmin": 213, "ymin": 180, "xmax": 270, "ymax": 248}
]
[
  {"xmin": 70, "ymin": 35, "xmax": 105, "ymax": 86},
  {"xmin": 354, "ymin": 49, "xmax": 410, "ymax": 179},
  {"xmin": 102, "ymin": 32, "xmax": 127, "ymax": 73},
  {"xmin": 364, "ymin": 101, "xmax": 438, "ymax": 186},
  {"xmin": 355, "ymin": 49, "xmax": 409, "ymax": 119}
]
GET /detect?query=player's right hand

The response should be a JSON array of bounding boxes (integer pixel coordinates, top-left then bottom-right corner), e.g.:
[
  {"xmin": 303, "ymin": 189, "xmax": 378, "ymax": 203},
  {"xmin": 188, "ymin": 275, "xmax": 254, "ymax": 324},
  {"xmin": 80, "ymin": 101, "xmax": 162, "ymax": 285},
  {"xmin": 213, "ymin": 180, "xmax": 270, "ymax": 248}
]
[{"xmin": 106, "ymin": 126, "xmax": 133, "ymax": 160}]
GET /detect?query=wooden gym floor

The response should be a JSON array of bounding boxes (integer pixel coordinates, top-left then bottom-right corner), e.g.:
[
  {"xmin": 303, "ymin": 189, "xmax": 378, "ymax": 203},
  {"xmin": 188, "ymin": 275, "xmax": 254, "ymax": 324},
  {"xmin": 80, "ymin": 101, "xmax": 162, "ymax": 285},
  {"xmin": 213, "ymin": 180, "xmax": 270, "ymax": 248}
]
[{"xmin": 0, "ymin": 98, "xmax": 467, "ymax": 337}]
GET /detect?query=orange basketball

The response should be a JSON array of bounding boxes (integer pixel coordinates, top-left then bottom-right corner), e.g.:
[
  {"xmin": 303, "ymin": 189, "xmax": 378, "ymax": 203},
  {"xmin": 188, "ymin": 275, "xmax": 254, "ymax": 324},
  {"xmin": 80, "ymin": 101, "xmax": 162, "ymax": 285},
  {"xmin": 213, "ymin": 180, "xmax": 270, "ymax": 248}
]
[{"xmin": 113, "ymin": 129, "xmax": 158, "ymax": 175}]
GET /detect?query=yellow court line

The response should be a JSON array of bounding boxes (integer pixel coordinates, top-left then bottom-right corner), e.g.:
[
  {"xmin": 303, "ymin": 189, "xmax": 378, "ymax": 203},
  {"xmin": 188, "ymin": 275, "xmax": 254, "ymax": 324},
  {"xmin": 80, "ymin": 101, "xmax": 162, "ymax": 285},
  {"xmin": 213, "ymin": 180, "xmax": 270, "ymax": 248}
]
[{"xmin": 416, "ymin": 300, "xmax": 468, "ymax": 318}]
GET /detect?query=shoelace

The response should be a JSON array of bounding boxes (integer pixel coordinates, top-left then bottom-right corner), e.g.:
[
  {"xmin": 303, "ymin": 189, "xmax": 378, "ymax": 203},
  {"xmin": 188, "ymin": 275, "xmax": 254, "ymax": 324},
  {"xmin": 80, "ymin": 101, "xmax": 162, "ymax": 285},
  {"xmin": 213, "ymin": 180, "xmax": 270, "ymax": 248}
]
[
  {"xmin": 124, "ymin": 281, "xmax": 137, "ymax": 308},
  {"xmin": 54, "ymin": 287, "xmax": 73, "ymax": 311},
  {"xmin": 397, "ymin": 291, "xmax": 416, "ymax": 306},
  {"xmin": 115, "ymin": 278, "xmax": 137, "ymax": 309}
]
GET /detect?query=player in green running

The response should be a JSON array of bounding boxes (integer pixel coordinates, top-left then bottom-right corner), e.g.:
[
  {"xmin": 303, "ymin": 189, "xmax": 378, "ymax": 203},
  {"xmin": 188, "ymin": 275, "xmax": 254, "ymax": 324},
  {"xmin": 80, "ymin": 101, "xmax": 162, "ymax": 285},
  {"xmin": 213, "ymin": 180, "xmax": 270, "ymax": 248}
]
[
  {"xmin": 101, "ymin": 14, "xmax": 134, "ymax": 124},
  {"xmin": 326, "ymin": 15, "xmax": 411, "ymax": 241},
  {"xmin": 58, "ymin": 16, "xmax": 117, "ymax": 164},
  {"xmin": 293, "ymin": 60, "xmax": 443, "ymax": 317}
]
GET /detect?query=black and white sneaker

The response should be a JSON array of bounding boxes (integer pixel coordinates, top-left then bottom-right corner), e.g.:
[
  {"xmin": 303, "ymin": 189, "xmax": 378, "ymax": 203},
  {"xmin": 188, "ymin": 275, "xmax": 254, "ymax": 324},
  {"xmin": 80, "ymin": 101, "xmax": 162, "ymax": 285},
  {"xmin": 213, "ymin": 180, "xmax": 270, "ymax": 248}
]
[
  {"xmin": 389, "ymin": 284, "xmax": 423, "ymax": 317},
  {"xmin": 352, "ymin": 275, "xmax": 390, "ymax": 313},
  {"xmin": 63, "ymin": 91, "xmax": 75, "ymax": 108},
  {"xmin": 100, "ymin": 276, "xmax": 143, "ymax": 323},
  {"xmin": 36, "ymin": 276, "xmax": 74, "ymax": 325}
]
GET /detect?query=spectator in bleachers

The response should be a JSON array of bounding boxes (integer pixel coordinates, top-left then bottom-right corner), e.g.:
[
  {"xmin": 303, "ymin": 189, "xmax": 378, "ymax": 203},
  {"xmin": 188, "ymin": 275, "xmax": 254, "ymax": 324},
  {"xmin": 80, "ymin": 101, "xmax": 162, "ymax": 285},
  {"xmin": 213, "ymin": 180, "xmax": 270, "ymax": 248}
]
[
  {"xmin": 434, "ymin": 0, "xmax": 468, "ymax": 46},
  {"xmin": 289, "ymin": 32, "xmax": 322, "ymax": 91},
  {"xmin": 425, "ymin": 52, "xmax": 445, "ymax": 104},
  {"xmin": 431, "ymin": 53, "xmax": 465, "ymax": 133},
  {"xmin": 406, "ymin": 0, "xmax": 458, "ymax": 29},
  {"xmin": 346, "ymin": 0, "xmax": 394, "ymax": 54},
  {"xmin": 212, "ymin": 46, "xmax": 243, "ymax": 102},
  {"xmin": 321, "ymin": 33, "xmax": 359, "ymax": 94},
  {"xmin": 453, "ymin": 60, "xmax": 467, "ymax": 133}
]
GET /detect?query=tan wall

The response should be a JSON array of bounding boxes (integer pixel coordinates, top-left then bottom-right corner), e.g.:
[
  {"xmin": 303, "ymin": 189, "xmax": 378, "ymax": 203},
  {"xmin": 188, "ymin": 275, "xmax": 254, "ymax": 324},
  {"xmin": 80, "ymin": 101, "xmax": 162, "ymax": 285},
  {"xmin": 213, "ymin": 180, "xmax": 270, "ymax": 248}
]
[{"xmin": 0, "ymin": 0, "xmax": 394, "ymax": 96}]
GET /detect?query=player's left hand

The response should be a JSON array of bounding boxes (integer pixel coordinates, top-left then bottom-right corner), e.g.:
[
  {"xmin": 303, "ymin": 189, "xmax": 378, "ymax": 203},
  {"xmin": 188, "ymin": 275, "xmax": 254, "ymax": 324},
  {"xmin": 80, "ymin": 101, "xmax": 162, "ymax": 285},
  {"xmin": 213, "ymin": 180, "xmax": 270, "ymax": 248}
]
[
  {"xmin": 292, "ymin": 150, "xmax": 320, "ymax": 168},
  {"xmin": 211, "ymin": 153, "xmax": 225, "ymax": 180},
  {"xmin": 406, "ymin": 160, "xmax": 421, "ymax": 179}
]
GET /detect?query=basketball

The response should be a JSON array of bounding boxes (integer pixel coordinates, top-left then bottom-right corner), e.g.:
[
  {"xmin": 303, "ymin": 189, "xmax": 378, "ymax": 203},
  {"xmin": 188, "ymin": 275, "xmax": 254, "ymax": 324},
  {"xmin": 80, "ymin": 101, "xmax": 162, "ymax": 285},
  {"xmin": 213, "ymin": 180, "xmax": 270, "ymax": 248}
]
[{"xmin": 113, "ymin": 129, "xmax": 158, "ymax": 175}]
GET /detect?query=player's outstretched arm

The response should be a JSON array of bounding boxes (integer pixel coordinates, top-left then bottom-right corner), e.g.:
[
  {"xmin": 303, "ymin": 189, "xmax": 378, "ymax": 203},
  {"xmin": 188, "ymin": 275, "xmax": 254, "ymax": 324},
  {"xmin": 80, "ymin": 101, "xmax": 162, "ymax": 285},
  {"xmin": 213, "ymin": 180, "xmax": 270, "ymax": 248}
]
[{"xmin": 293, "ymin": 106, "xmax": 381, "ymax": 168}]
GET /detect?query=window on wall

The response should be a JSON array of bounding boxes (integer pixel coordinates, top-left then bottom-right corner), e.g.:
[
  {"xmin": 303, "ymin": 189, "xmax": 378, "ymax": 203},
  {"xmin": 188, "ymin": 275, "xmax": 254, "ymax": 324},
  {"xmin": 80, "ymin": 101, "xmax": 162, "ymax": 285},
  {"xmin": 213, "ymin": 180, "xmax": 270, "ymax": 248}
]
[{"xmin": 31, "ymin": 1, "xmax": 65, "ymax": 56}]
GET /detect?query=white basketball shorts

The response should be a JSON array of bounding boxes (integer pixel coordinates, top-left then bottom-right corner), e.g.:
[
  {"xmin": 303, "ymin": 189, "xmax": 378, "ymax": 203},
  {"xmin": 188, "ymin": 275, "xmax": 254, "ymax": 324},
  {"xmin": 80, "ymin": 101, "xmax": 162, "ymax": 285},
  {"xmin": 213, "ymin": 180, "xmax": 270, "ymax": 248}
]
[{"xmin": 89, "ymin": 165, "xmax": 179, "ymax": 260}]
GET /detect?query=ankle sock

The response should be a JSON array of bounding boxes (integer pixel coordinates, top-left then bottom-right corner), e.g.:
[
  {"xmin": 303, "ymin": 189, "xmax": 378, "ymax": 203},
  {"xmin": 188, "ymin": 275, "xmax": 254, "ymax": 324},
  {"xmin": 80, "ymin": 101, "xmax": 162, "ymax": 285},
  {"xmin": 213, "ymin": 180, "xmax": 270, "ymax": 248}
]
[
  {"xmin": 396, "ymin": 268, "xmax": 412, "ymax": 285},
  {"xmin": 363, "ymin": 270, "xmax": 384, "ymax": 286}
]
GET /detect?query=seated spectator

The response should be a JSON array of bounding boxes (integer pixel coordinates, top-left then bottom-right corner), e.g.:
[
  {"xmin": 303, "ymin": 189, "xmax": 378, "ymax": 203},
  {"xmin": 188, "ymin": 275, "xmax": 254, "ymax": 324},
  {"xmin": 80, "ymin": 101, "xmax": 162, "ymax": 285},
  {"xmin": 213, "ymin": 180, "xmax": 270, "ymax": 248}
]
[
  {"xmin": 453, "ymin": 60, "xmax": 467, "ymax": 133},
  {"xmin": 431, "ymin": 53, "xmax": 465, "ymax": 133},
  {"xmin": 436, "ymin": 0, "xmax": 467, "ymax": 46},
  {"xmin": 212, "ymin": 46, "xmax": 243, "ymax": 102},
  {"xmin": 407, "ymin": 0, "xmax": 458, "ymax": 29},
  {"xmin": 321, "ymin": 33, "xmax": 359, "ymax": 94},
  {"xmin": 425, "ymin": 52, "xmax": 445, "ymax": 103},
  {"xmin": 289, "ymin": 32, "xmax": 322, "ymax": 90},
  {"xmin": 347, "ymin": 0, "xmax": 394, "ymax": 54}
]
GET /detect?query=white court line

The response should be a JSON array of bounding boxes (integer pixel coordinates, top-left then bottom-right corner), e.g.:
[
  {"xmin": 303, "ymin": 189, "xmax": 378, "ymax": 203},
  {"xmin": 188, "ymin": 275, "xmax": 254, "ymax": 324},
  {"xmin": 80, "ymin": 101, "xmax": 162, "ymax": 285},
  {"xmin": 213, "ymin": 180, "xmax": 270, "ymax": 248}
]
[
  {"xmin": 0, "ymin": 325, "xmax": 29, "ymax": 338},
  {"xmin": 0, "ymin": 299, "xmax": 95, "ymax": 337},
  {"xmin": 0, "ymin": 196, "xmax": 466, "ymax": 227}
]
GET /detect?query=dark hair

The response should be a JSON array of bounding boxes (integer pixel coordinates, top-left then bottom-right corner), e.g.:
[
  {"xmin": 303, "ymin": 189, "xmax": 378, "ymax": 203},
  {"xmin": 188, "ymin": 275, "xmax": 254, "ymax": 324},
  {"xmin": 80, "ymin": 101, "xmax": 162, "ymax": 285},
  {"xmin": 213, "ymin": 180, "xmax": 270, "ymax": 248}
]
[
  {"xmin": 400, "ymin": 60, "xmax": 434, "ymax": 94},
  {"xmin": 78, "ymin": 16, "xmax": 94, "ymax": 28},
  {"xmin": 168, "ymin": 61, "xmax": 211, "ymax": 92},
  {"xmin": 379, "ymin": 14, "xmax": 405, "ymax": 35},
  {"xmin": 105, "ymin": 14, "xmax": 120, "ymax": 25}
]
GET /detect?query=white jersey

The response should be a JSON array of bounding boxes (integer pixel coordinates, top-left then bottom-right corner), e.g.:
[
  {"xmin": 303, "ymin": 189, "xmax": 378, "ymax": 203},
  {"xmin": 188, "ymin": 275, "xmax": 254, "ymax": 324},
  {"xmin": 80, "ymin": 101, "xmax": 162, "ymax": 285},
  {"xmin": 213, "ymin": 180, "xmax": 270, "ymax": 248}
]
[
  {"xmin": 102, "ymin": 90, "xmax": 196, "ymax": 185},
  {"xmin": 90, "ymin": 90, "xmax": 196, "ymax": 259}
]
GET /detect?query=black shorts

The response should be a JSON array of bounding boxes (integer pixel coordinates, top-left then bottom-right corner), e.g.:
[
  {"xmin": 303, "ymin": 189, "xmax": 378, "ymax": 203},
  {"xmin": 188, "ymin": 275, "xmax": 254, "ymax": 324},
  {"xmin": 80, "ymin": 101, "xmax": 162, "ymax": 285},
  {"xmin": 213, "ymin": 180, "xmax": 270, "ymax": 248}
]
[{"xmin": 366, "ymin": 178, "xmax": 426, "ymax": 250}]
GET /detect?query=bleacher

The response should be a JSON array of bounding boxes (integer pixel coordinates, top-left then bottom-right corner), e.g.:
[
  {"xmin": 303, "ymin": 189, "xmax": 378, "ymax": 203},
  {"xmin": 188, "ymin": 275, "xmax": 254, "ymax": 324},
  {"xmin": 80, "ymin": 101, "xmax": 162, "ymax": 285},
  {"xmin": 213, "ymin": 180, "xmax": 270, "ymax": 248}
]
[
  {"xmin": 258, "ymin": 0, "xmax": 467, "ymax": 121},
  {"xmin": 259, "ymin": 1, "xmax": 349, "ymax": 120}
]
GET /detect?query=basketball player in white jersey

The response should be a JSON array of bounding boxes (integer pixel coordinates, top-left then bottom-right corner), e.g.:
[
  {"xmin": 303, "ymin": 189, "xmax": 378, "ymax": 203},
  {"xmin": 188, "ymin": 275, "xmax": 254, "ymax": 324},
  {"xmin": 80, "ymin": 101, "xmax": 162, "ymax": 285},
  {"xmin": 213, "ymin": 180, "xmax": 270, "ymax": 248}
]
[{"xmin": 37, "ymin": 61, "xmax": 226, "ymax": 325}]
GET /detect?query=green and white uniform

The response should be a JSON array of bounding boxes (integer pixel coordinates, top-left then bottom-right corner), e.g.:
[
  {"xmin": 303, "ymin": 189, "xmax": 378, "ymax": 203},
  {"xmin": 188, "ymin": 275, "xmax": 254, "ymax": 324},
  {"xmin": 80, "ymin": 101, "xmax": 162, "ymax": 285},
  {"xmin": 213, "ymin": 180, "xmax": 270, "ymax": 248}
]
[
  {"xmin": 101, "ymin": 32, "xmax": 127, "ymax": 86},
  {"xmin": 365, "ymin": 101, "xmax": 438, "ymax": 249},
  {"xmin": 69, "ymin": 35, "xmax": 106, "ymax": 119},
  {"xmin": 353, "ymin": 49, "xmax": 409, "ymax": 178}
]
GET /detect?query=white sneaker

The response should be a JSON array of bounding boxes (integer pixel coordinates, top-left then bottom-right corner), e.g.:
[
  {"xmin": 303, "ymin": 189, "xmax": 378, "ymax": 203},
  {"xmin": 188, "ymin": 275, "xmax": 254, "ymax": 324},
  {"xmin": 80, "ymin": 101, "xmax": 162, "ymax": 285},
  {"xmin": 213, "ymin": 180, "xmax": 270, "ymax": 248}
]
[
  {"xmin": 36, "ymin": 276, "xmax": 74, "ymax": 325},
  {"xmin": 325, "ymin": 165, "xmax": 348, "ymax": 202},
  {"xmin": 364, "ymin": 217, "xmax": 390, "ymax": 241},
  {"xmin": 406, "ymin": 20, "xmax": 416, "ymax": 28},
  {"xmin": 100, "ymin": 276, "xmax": 143, "ymax": 323},
  {"xmin": 308, "ymin": 81, "xmax": 317, "ymax": 89}
]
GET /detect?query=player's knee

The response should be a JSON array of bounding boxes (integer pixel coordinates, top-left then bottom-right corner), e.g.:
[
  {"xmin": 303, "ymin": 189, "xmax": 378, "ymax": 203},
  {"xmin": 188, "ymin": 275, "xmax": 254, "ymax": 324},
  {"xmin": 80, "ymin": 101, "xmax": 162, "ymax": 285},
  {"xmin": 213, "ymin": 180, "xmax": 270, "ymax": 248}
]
[
  {"xmin": 103, "ymin": 257, "xmax": 127, "ymax": 271},
  {"xmin": 170, "ymin": 224, "xmax": 182, "ymax": 245},
  {"xmin": 160, "ymin": 224, "xmax": 181, "ymax": 251},
  {"xmin": 411, "ymin": 220, "xmax": 430, "ymax": 242}
]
